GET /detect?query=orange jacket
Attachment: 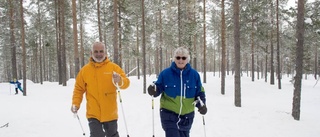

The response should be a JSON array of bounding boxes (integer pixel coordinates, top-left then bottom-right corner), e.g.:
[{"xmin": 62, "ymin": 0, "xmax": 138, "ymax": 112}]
[{"xmin": 72, "ymin": 58, "xmax": 130, "ymax": 122}]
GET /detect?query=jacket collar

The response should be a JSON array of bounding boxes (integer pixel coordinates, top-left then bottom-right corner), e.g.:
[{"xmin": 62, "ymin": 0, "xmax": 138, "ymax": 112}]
[
  {"xmin": 89, "ymin": 57, "xmax": 110, "ymax": 68},
  {"xmin": 170, "ymin": 62, "xmax": 191, "ymax": 75}
]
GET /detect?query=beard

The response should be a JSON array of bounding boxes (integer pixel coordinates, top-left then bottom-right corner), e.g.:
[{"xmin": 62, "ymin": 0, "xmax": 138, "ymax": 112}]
[{"xmin": 92, "ymin": 55, "xmax": 106, "ymax": 63}]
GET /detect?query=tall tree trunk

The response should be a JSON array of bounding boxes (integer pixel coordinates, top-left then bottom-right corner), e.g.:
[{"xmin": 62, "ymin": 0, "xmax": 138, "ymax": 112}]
[
  {"xmin": 192, "ymin": 1, "xmax": 197, "ymax": 70},
  {"xmin": 270, "ymin": 0, "xmax": 275, "ymax": 85},
  {"xmin": 38, "ymin": 0, "xmax": 43, "ymax": 84},
  {"xmin": 42, "ymin": 48, "xmax": 47, "ymax": 81},
  {"xmin": 315, "ymin": 46, "xmax": 318, "ymax": 79},
  {"xmin": 221, "ymin": 0, "xmax": 226, "ymax": 95},
  {"xmin": 142, "ymin": 0, "xmax": 146, "ymax": 93},
  {"xmin": 113, "ymin": 0, "xmax": 119, "ymax": 65},
  {"xmin": 56, "ymin": 0, "xmax": 63, "ymax": 84},
  {"xmin": 292, "ymin": 0, "xmax": 305, "ymax": 121},
  {"xmin": 60, "ymin": 0, "xmax": 67, "ymax": 86},
  {"xmin": 79, "ymin": 0, "xmax": 84, "ymax": 67},
  {"xmin": 20, "ymin": 0, "xmax": 27, "ymax": 96},
  {"xmin": 265, "ymin": 42, "xmax": 268, "ymax": 82},
  {"xmin": 234, "ymin": 0, "xmax": 241, "ymax": 107},
  {"xmin": 251, "ymin": 3, "xmax": 255, "ymax": 82},
  {"xmin": 159, "ymin": 0, "xmax": 163, "ymax": 75},
  {"xmin": 39, "ymin": 40, "xmax": 43, "ymax": 83},
  {"xmin": 265, "ymin": 47, "xmax": 268, "ymax": 82},
  {"xmin": 260, "ymin": 57, "xmax": 263, "ymax": 79},
  {"xmin": 136, "ymin": 23, "xmax": 140, "ymax": 79},
  {"xmin": 9, "ymin": 0, "xmax": 17, "ymax": 80},
  {"xmin": 155, "ymin": 15, "xmax": 159, "ymax": 76},
  {"xmin": 276, "ymin": 0, "xmax": 282, "ymax": 89},
  {"xmin": 54, "ymin": 0, "xmax": 61, "ymax": 84},
  {"xmin": 227, "ymin": 49, "xmax": 230, "ymax": 75},
  {"xmin": 193, "ymin": 34, "xmax": 197, "ymax": 70},
  {"xmin": 118, "ymin": 4, "xmax": 122, "ymax": 67},
  {"xmin": 178, "ymin": 0, "xmax": 181, "ymax": 47},
  {"xmin": 213, "ymin": 47, "xmax": 216, "ymax": 77},
  {"xmin": 97, "ymin": 0, "xmax": 102, "ymax": 42},
  {"xmin": 257, "ymin": 55, "xmax": 259, "ymax": 79},
  {"xmin": 103, "ymin": 8, "xmax": 107, "ymax": 48},
  {"xmin": 203, "ymin": 0, "xmax": 207, "ymax": 83},
  {"xmin": 72, "ymin": 0, "xmax": 79, "ymax": 77}
]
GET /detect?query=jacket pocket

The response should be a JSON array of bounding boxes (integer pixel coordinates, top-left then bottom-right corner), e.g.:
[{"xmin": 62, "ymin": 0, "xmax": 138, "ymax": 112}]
[
  {"xmin": 178, "ymin": 112, "xmax": 194, "ymax": 131},
  {"xmin": 164, "ymin": 83, "xmax": 178, "ymax": 98},
  {"xmin": 185, "ymin": 83, "xmax": 197, "ymax": 98}
]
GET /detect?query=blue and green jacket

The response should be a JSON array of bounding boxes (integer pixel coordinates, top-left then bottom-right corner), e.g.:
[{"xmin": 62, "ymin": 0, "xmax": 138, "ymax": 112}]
[
  {"xmin": 10, "ymin": 81, "xmax": 22, "ymax": 89},
  {"xmin": 154, "ymin": 62, "xmax": 206, "ymax": 115}
]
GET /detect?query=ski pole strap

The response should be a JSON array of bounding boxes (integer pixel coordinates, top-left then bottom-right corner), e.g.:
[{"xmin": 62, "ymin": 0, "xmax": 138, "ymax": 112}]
[
  {"xmin": 112, "ymin": 71, "xmax": 124, "ymax": 88},
  {"xmin": 197, "ymin": 96, "xmax": 204, "ymax": 106},
  {"xmin": 192, "ymin": 100, "xmax": 199, "ymax": 107}
]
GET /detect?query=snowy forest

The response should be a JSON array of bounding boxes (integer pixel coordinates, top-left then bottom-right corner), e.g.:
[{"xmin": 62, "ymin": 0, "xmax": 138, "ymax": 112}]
[{"xmin": 0, "ymin": 0, "xmax": 319, "ymax": 119}]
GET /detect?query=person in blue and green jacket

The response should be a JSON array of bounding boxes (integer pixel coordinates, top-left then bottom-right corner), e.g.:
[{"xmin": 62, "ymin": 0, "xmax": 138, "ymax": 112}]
[
  {"xmin": 148, "ymin": 47, "xmax": 207, "ymax": 137},
  {"xmin": 10, "ymin": 78, "xmax": 24, "ymax": 95}
]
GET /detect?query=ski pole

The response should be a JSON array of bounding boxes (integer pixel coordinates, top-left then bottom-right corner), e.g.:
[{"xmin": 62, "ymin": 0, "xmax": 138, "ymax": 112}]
[
  {"xmin": 152, "ymin": 95, "xmax": 155, "ymax": 137},
  {"xmin": 116, "ymin": 83, "xmax": 130, "ymax": 137},
  {"xmin": 151, "ymin": 83, "xmax": 156, "ymax": 137},
  {"xmin": 197, "ymin": 97, "xmax": 207, "ymax": 137},
  {"xmin": 126, "ymin": 66, "xmax": 138, "ymax": 77},
  {"xmin": 113, "ymin": 72, "xmax": 130, "ymax": 137},
  {"xmin": 0, "ymin": 123, "xmax": 9, "ymax": 128},
  {"xmin": 201, "ymin": 115, "xmax": 207, "ymax": 137},
  {"xmin": 75, "ymin": 113, "xmax": 86, "ymax": 136}
]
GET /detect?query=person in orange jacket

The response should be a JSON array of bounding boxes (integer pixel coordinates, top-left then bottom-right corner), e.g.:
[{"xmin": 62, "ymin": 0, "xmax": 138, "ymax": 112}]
[{"xmin": 71, "ymin": 42, "xmax": 130, "ymax": 137}]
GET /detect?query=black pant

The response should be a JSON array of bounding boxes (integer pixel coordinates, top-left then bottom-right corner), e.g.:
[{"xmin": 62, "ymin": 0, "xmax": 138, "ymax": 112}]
[
  {"xmin": 15, "ymin": 88, "xmax": 23, "ymax": 94},
  {"xmin": 88, "ymin": 118, "xmax": 119, "ymax": 137},
  {"xmin": 160, "ymin": 108, "xmax": 194, "ymax": 137}
]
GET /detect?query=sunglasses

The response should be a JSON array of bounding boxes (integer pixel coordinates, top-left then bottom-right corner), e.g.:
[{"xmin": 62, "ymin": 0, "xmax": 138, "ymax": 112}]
[{"xmin": 175, "ymin": 56, "xmax": 187, "ymax": 60}]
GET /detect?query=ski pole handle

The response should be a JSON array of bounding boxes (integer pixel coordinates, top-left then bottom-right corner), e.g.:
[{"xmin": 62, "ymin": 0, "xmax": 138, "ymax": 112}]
[
  {"xmin": 72, "ymin": 105, "xmax": 78, "ymax": 118},
  {"xmin": 151, "ymin": 80, "xmax": 157, "ymax": 92}
]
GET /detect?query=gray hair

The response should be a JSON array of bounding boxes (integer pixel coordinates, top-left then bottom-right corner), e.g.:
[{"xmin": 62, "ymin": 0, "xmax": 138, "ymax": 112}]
[
  {"xmin": 173, "ymin": 47, "xmax": 190, "ymax": 62},
  {"xmin": 91, "ymin": 42, "xmax": 106, "ymax": 52}
]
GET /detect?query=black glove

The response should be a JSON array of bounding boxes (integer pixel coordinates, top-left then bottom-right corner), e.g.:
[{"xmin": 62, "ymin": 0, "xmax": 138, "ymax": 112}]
[
  {"xmin": 147, "ymin": 85, "xmax": 156, "ymax": 96},
  {"xmin": 198, "ymin": 105, "xmax": 207, "ymax": 115}
]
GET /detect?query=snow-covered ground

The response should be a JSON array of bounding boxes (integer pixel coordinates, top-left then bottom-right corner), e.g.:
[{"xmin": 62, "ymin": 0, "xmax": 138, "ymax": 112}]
[{"xmin": 0, "ymin": 72, "xmax": 319, "ymax": 137}]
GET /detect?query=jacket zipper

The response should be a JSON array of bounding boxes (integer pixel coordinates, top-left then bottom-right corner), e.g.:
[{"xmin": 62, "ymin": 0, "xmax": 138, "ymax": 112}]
[{"xmin": 176, "ymin": 70, "xmax": 184, "ymax": 129}]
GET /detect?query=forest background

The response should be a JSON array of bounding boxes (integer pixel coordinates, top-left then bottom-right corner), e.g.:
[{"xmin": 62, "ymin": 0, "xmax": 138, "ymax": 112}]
[{"xmin": 0, "ymin": 0, "xmax": 319, "ymax": 120}]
